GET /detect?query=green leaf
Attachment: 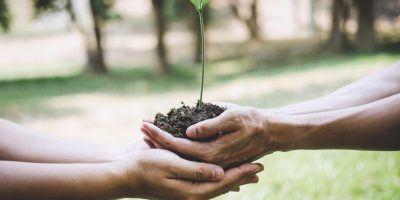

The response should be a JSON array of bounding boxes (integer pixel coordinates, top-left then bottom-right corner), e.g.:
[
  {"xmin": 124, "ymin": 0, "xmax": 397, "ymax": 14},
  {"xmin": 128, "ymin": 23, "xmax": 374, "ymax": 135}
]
[{"xmin": 190, "ymin": 0, "xmax": 209, "ymax": 11}]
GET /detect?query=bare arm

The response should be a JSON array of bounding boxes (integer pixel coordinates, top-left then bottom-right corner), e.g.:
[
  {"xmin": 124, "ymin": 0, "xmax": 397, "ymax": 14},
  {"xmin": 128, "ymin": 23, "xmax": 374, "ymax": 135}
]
[
  {"xmin": 0, "ymin": 119, "xmax": 132, "ymax": 163},
  {"xmin": 0, "ymin": 150, "xmax": 263, "ymax": 200},
  {"xmin": 275, "ymin": 62, "xmax": 400, "ymax": 115},
  {"xmin": 0, "ymin": 161, "xmax": 125, "ymax": 200},
  {"xmin": 142, "ymin": 94, "xmax": 400, "ymax": 167},
  {"xmin": 283, "ymin": 93, "xmax": 400, "ymax": 151}
]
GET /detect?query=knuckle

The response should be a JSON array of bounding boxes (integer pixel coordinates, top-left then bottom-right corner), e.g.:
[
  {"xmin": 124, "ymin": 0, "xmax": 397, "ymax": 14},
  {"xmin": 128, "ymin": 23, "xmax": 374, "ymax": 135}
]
[
  {"xmin": 203, "ymin": 151, "xmax": 220, "ymax": 164},
  {"xmin": 193, "ymin": 166, "xmax": 206, "ymax": 180},
  {"xmin": 229, "ymin": 109, "xmax": 243, "ymax": 124}
]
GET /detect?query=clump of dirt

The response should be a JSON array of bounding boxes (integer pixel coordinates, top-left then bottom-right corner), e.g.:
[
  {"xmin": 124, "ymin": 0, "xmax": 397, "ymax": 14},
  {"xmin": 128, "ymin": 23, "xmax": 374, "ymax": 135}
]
[{"xmin": 154, "ymin": 102, "xmax": 226, "ymax": 140}]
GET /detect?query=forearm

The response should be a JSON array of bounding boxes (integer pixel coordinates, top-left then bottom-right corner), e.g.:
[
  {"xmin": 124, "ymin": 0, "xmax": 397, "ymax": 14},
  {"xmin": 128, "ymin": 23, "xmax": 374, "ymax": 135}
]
[
  {"xmin": 268, "ymin": 93, "xmax": 400, "ymax": 152},
  {"xmin": 0, "ymin": 161, "xmax": 126, "ymax": 200},
  {"xmin": 0, "ymin": 119, "xmax": 125, "ymax": 163},
  {"xmin": 275, "ymin": 62, "xmax": 400, "ymax": 115}
]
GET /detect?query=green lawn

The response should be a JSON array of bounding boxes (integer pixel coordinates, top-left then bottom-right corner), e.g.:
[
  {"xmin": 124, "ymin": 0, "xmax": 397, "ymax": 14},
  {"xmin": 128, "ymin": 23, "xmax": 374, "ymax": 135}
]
[
  {"xmin": 0, "ymin": 52, "xmax": 399, "ymax": 200},
  {"xmin": 215, "ymin": 53, "xmax": 400, "ymax": 200}
]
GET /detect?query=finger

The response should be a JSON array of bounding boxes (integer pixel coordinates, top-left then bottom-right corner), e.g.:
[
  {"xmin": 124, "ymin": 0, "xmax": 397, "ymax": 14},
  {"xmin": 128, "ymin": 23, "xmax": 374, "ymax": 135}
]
[
  {"xmin": 254, "ymin": 163, "xmax": 264, "ymax": 172},
  {"xmin": 186, "ymin": 110, "xmax": 240, "ymax": 139},
  {"xmin": 199, "ymin": 163, "xmax": 263, "ymax": 199},
  {"xmin": 142, "ymin": 122, "xmax": 206, "ymax": 159},
  {"xmin": 169, "ymin": 159, "xmax": 225, "ymax": 182},
  {"xmin": 231, "ymin": 186, "xmax": 240, "ymax": 192},
  {"xmin": 241, "ymin": 175, "xmax": 259, "ymax": 185},
  {"xmin": 142, "ymin": 128, "xmax": 164, "ymax": 149},
  {"xmin": 141, "ymin": 127, "xmax": 162, "ymax": 148},
  {"xmin": 143, "ymin": 136, "xmax": 156, "ymax": 149},
  {"xmin": 140, "ymin": 126, "xmax": 152, "ymax": 138}
]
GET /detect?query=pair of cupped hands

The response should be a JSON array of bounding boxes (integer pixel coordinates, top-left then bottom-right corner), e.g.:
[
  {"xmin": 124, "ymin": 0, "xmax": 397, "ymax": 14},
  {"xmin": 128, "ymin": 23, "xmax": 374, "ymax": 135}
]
[{"xmin": 133, "ymin": 103, "xmax": 273, "ymax": 200}]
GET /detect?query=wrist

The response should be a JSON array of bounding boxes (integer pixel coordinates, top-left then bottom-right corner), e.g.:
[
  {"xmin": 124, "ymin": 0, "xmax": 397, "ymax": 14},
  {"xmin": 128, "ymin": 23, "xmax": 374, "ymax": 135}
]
[
  {"xmin": 117, "ymin": 153, "xmax": 144, "ymax": 198},
  {"xmin": 96, "ymin": 161, "xmax": 131, "ymax": 199},
  {"xmin": 259, "ymin": 110, "xmax": 317, "ymax": 152}
]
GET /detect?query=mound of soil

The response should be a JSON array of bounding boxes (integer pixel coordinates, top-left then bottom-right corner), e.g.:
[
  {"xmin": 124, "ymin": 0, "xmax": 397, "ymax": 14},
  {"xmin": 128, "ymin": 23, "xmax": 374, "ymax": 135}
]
[{"xmin": 154, "ymin": 102, "xmax": 226, "ymax": 140}]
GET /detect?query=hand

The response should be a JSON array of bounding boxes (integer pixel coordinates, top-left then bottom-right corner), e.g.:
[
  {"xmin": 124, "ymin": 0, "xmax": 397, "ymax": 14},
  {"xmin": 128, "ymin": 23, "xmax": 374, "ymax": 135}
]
[
  {"xmin": 141, "ymin": 103, "xmax": 277, "ymax": 168},
  {"xmin": 122, "ymin": 149, "xmax": 263, "ymax": 200}
]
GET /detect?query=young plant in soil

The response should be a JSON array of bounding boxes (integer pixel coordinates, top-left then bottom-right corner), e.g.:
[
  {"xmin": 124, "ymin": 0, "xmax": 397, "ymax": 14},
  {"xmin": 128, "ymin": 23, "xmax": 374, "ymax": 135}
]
[{"xmin": 154, "ymin": 0, "xmax": 226, "ymax": 140}]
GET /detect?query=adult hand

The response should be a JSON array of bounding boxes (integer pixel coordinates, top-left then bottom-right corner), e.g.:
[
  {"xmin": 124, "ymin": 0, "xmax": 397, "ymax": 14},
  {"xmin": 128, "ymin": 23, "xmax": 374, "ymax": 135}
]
[
  {"xmin": 122, "ymin": 149, "xmax": 263, "ymax": 200},
  {"xmin": 141, "ymin": 103, "xmax": 285, "ymax": 168}
]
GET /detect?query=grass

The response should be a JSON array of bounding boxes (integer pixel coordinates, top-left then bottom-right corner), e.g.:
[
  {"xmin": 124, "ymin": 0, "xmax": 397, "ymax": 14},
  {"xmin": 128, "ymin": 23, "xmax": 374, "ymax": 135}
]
[
  {"xmin": 212, "ymin": 52, "xmax": 400, "ymax": 200},
  {"xmin": 0, "ymin": 52, "xmax": 399, "ymax": 200},
  {"xmin": 218, "ymin": 151, "xmax": 400, "ymax": 200}
]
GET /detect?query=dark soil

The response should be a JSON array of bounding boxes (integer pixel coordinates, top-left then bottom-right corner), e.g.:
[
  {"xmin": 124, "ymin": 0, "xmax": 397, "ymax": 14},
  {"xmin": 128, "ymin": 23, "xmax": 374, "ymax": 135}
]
[{"xmin": 154, "ymin": 102, "xmax": 226, "ymax": 140}]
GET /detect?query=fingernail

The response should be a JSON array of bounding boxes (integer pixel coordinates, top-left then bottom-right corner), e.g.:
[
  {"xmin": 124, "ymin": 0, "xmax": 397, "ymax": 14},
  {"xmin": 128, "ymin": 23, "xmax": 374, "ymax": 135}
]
[
  {"xmin": 249, "ymin": 165, "xmax": 262, "ymax": 174},
  {"xmin": 250, "ymin": 176, "xmax": 259, "ymax": 183},
  {"xmin": 213, "ymin": 167, "xmax": 224, "ymax": 180},
  {"xmin": 255, "ymin": 163, "xmax": 264, "ymax": 172}
]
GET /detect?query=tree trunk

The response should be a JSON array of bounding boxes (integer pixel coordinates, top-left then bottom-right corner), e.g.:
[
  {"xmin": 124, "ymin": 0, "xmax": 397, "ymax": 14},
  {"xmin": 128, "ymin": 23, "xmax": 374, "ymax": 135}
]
[
  {"xmin": 86, "ymin": 0, "xmax": 107, "ymax": 74},
  {"xmin": 247, "ymin": 0, "xmax": 260, "ymax": 39},
  {"xmin": 230, "ymin": 0, "xmax": 260, "ymax": 40},
  {"xmin": 355, "ymin": 0, "xmax": 376, "ymax": 52},
  {"xmin": 309, "ymin": 0, "xmax": 317, "ymax": 34},
  {"xmin": 0, "ymin": 0, "xmax": 10, "ymax": 31},
  {"xmin": 66, "ymin": 0, "xmax": 107, "ymax": 74},
  {"xmin": 65, "ymin": 0, "xmax": 76, "ymax": 31},
  {"xmin": 329, "ymin": 0, "xmax": 349, "ymax": 52},
  {"xmin": 152, "ymin": 0, "xmax": 170, "ymax": 75}
]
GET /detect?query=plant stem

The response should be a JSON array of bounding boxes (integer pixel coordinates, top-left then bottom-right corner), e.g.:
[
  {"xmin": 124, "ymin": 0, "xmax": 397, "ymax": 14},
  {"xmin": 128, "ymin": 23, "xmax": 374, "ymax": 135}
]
[{"xmin": 198, "ymin": 9, "xmax": 205, "ymax": 107}]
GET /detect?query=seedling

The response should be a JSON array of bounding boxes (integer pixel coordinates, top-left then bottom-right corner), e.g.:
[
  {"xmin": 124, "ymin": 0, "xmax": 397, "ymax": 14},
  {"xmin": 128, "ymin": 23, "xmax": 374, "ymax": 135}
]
[
  {"xmin": 190, "ymin": 0, "xmax": 209, "ymax": 107},
  {"xmin": 153, "ymin": 0, "xmax": 226, "ymax": 140}
]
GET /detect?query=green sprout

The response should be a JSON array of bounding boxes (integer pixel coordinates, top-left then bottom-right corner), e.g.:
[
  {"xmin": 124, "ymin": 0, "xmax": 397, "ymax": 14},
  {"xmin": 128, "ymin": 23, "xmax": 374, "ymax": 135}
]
[
  {"xmin": 190, "ymin": 0, "xmax": 209, "ymax": 107},
  {"xmin": 190, "ymin": 0, "xmax": 209, "ymax": 11}
]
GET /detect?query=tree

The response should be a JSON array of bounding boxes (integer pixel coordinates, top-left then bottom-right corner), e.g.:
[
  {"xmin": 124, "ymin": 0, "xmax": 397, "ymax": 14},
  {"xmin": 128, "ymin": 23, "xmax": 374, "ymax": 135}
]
[
  {"xmin": 354, "ymin": 0, "xmax": 376, "ymax": 52},
  {"xmin": 34, "ymin": 0, "xmax": 114, "ymax": 74},
  {"xmin": 309, "ymin": 0, "xmax": 317, "ymax": 34},
  {"xmin": 328, "ymin": 0, "xmax": 352, "ymax": 52},
  {"xmin": 0, "ymin": 0, "xmax": 10, "ymax": 31},
  {"xmin": 229, "ymin": 0, "xmax": 260, "ymax": 40},
  {"xmin": 85, "ymin": 0, "xmax": 110, "ymax": 73},
  {"xmin": 152, "ymin": 0, "xmax": 170, "ymax": 75}
]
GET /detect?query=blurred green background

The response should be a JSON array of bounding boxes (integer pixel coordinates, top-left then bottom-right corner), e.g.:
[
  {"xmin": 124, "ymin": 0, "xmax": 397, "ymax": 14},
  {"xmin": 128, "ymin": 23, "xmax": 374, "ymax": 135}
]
[{"xmin": 0, "ymin": 0, "xmax": 399, "ymax": 199}]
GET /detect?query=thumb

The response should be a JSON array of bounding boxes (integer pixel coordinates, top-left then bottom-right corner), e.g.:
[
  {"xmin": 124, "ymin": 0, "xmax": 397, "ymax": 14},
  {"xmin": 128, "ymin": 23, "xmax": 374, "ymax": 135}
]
[
  {"xmin": 169, "ymin": 159, "xmax": 225, "ymax": 182},
  {"xmin": 186, "ymin": 110, "xmax": 238, "ymax": 139}
]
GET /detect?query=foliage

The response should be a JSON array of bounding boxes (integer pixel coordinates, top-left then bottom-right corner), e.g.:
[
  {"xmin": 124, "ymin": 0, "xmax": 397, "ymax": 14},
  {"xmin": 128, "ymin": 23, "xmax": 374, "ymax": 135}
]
[
  {"xmin": 0, "ymin": 0, "xmax": 10, "ymax": 31},
  {"xmin": 33, "ymin": 0, "xmax": 66, "ymax": 14},
  {"xmin": 164, "ymin": 0, "xmax": 189, "ymax": 20},
  {"xmin": 33, "ymin": 0, "xmax": 117, "ymax": 21},
  {"xmin": 89, "ymin": 0, "xmax": 117, "ymax": 21}
]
